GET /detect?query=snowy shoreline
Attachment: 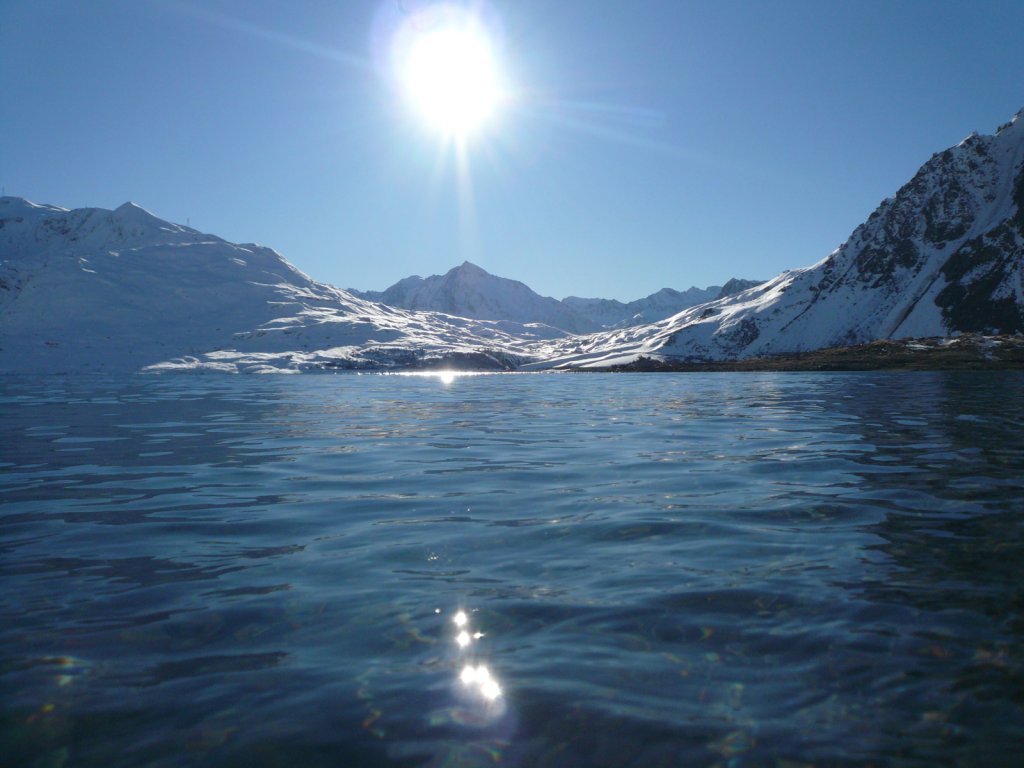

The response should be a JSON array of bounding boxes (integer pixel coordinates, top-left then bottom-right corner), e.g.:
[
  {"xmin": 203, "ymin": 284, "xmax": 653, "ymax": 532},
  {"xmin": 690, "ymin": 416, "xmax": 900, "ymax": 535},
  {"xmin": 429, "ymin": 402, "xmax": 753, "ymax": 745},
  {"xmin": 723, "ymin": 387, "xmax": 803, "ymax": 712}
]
[{"xmin": 600, "ymin": 335, "xmax": 1024, "ymax": 372}]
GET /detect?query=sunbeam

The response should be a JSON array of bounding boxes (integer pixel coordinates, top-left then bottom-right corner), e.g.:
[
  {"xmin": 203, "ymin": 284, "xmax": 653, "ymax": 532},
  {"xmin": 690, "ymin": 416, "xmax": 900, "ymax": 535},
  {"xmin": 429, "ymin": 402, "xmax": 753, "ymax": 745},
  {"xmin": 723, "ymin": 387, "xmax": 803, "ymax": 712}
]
[{"xmin": 154, "ymin": 0, "xmax": 370, "ymax": 71}]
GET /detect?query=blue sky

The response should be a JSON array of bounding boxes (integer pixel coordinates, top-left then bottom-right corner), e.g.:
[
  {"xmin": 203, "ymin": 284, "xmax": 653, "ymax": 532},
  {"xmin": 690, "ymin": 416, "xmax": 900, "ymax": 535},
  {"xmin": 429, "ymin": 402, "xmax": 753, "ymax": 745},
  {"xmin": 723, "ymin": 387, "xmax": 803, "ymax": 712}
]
[{"xmin": 3, "ymin": 0, "xmax": 1023, "ymax": 301}]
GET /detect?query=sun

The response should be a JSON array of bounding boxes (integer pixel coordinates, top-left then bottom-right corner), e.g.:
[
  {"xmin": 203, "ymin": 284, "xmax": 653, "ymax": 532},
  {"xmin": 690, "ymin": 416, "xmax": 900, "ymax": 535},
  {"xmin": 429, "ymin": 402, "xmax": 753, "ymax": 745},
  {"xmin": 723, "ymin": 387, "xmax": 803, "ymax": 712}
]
[
  {"xmin": 405, "ymin": 27, "xmax": 499, "ymax": 136},
  {"xmin": 392, "ymin": 6, "xmax": 505, "ymax": 139}
]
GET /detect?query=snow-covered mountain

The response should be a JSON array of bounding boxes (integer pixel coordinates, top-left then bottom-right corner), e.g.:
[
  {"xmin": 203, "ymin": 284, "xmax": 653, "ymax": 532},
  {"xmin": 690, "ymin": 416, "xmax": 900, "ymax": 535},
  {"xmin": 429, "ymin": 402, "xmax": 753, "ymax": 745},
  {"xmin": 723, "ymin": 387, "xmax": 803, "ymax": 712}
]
[
  {"xmin": 528, "ymin": 109, "xmax": 1024, "ymax": 368},
  {"xmin": 353, "ymin": 263, "xmax": 756, "ymax": 332},
  {"xmin": 563, "ymin": 286, "xmax": 719, "ymax": 329},
  {"xmin": 0, "ymin": 198, "xmax": 538, "ymax": 373},
  {"xmin": 3, "ymin": 109, "xmax": 1021, "ymax": 374},
  {"xmin": 351, "ymin": 261, "xmax": 592, "ymax": 334}
]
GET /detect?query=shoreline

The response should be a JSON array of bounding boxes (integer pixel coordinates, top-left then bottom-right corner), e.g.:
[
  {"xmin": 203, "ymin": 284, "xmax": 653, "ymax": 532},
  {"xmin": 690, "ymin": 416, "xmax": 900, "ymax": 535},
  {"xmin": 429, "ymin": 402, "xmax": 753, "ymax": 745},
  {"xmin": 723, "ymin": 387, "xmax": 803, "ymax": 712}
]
[{"xmin": 601, "ymin": 335, "xmax": 1024, "ymax": 372}]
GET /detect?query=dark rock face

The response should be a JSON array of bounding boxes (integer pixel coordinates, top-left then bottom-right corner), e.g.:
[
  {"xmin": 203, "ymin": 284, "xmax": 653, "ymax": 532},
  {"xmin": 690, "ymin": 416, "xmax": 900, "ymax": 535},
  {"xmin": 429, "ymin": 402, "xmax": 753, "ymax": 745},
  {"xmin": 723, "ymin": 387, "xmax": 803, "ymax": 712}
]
[
  {"xmin": 720, "ymin": 317, "xmax": 760, "ymax": 352},
  {"xmin": 843, "ymin": 134, "xmax": 1008, "ymax": 289},
  {"xmin": 935, "ymin": 146, "xmax": 1024, "ymax": 335}
]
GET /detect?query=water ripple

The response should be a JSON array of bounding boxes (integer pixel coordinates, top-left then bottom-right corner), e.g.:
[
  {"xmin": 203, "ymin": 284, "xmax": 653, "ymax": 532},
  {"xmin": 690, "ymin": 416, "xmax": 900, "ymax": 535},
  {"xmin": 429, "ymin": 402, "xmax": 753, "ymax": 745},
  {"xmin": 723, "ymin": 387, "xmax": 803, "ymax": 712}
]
[{"xmin": 2, "ymin": 372, "xmax": 1023, "ymax": 766}]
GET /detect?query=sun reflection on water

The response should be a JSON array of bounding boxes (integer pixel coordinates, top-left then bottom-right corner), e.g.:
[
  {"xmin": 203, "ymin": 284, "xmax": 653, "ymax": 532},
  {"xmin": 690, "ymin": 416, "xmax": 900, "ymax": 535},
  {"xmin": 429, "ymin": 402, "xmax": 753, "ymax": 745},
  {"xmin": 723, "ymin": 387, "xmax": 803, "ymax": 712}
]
[
  {"xmin": 460, "ymin": 663, "xmax": 502, "ymax": 701},
  {"xmin": 379, "ymin": 370, "xmax": 501, "ymax": 385},
  {"xmin": 447, "ymin": 607, "xmax": 506, "ymax": 721}
]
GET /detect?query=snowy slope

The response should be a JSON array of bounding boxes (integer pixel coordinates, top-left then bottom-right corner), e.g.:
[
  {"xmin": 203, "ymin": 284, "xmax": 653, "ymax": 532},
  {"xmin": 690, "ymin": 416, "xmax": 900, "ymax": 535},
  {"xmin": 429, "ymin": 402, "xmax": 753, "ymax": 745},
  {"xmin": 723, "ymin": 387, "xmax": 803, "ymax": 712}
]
[
  {"xmin": 352, "ymin": 261, "xmax": 593, "ymax": 334},
  {"xmin": 0, "ymin": 198, "xmax": 537, "ymax": 373},
  {"xmin": 529, "ymin": 109, "xmax": 1024, "ymax": 368}
]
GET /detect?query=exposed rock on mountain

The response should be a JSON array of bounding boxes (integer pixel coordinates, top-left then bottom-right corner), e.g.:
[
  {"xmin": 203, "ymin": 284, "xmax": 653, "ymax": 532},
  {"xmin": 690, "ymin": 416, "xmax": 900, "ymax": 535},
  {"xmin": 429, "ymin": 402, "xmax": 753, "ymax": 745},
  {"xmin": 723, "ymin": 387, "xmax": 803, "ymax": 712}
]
[{"xmin": 715, "ymin": 278, "xmax": 764, "ymax": 299}]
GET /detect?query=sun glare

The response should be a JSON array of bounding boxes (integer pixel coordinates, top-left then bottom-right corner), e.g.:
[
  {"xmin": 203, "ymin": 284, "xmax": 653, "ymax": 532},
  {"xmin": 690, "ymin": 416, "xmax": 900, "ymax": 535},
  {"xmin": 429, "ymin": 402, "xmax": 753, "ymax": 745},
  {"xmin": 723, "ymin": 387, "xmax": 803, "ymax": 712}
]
[
  {"xmin": 391, "ymin": 5, "xmax": 506, "ymax": 139},
  {"xmin": 406, "ymin": 28, "xmax": 498, "ymax": 135}
]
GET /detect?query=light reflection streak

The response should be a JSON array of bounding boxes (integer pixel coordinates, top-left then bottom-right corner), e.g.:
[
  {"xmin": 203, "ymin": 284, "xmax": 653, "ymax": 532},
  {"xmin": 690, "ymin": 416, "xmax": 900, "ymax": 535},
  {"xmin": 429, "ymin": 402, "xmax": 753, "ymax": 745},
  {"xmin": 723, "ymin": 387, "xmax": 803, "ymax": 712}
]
[
  {"xmin": 538, "ymin": 105, "xmax": 706, "ymax": 163},
  {"xmin": 384, "ymin": 370, "xmax": 496, "ymax": 384},
  {"xmin": 448, "ymin": 607, "xmax": 506, "ymax": 719},
  {"xmin": 155, "ymin": 0, "xmax": 370, "ymax": 70},
  {"xmin": 454, "ymin": 136, "xmax": 481, "ymax": 262}
]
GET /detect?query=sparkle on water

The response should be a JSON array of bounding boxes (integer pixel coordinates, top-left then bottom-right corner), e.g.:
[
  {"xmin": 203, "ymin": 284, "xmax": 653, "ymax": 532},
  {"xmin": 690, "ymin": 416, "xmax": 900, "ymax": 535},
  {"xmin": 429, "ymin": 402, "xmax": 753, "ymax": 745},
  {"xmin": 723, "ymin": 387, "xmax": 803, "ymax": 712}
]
[{"xmin": 451, "ymin": 607, "xmax": 504, "ymax": 714}]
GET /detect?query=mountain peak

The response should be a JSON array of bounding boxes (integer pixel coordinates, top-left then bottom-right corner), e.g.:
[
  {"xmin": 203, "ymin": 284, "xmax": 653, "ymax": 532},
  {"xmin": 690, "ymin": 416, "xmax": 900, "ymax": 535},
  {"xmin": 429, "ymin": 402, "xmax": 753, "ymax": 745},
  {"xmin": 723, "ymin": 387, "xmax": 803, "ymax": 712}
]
[
  {"xmin": 996, "ymin": 107, "xmax": 1024, "ymax": 136},
  {"xmin": 112, "ymin": 201, "xmax": 161, "ymax": 223},
  {"xmin": 369, "ymin": 260, "xmax": 591, "ymax": 333},
  {"xmin": 454, "ymin": 260, "xmax": 489, "ymax": 275},
  {"xmin": 361, "ymin": 262, "xmax": 753, "ymax": 333}
]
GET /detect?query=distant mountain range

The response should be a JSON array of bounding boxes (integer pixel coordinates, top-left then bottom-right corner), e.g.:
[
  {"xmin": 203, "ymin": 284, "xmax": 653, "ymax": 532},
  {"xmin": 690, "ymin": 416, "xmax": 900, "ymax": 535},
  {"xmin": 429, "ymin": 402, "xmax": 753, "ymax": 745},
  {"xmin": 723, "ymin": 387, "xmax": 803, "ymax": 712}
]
[
  {"xmin": 563, "ymin": 279, "xmax": 765, "ymax": 329},
  {"xmin": 1, "ymin": 108, "xmax": 1021, "ymax": 373},
  {"xmin": 350, "ymin": 264, "xmax": 761, "ymax": 334},
  {"xmin": 350, "ymin": 261, "xmax": 596, "ymax": 334}
]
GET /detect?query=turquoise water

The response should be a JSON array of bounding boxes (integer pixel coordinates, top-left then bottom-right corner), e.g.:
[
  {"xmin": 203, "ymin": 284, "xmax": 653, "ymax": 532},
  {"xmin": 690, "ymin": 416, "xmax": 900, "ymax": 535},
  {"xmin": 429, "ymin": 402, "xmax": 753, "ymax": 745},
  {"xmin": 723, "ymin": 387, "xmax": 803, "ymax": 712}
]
[{"xmin": 2, "ymin": 372, "xmax": 1023, "ymax": 767}]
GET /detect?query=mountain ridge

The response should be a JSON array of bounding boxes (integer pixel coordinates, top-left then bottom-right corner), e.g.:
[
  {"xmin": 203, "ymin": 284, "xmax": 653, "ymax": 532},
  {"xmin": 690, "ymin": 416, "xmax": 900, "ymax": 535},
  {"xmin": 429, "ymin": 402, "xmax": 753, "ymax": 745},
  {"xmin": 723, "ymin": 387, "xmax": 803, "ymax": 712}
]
[
  {"xmin": 351, "ymin": 262, "xmax": 760, "ymax": 332},
  {"xmin": 2, "ymin": 108, "xmax": 1022, "ymax": 373},
  {"xmin": 351, "ymin": 260, "xmax": 593, "ymax": 334}
]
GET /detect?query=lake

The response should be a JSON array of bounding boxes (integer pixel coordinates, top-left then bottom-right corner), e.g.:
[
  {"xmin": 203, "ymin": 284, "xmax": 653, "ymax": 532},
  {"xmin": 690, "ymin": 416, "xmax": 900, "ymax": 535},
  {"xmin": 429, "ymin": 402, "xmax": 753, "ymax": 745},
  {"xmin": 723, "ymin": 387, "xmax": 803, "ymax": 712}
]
[{"xmin": 2, "ymin": 372, "xmax": 1023, "ymax": 767}]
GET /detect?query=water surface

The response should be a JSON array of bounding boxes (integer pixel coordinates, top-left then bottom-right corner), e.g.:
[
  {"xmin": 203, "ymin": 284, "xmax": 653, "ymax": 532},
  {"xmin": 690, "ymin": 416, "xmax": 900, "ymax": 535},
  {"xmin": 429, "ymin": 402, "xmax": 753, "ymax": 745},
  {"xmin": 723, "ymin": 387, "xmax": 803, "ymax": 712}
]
[{"xmin": 2, "ymin": 372, "xmax": 1023, "ymax": 767}]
